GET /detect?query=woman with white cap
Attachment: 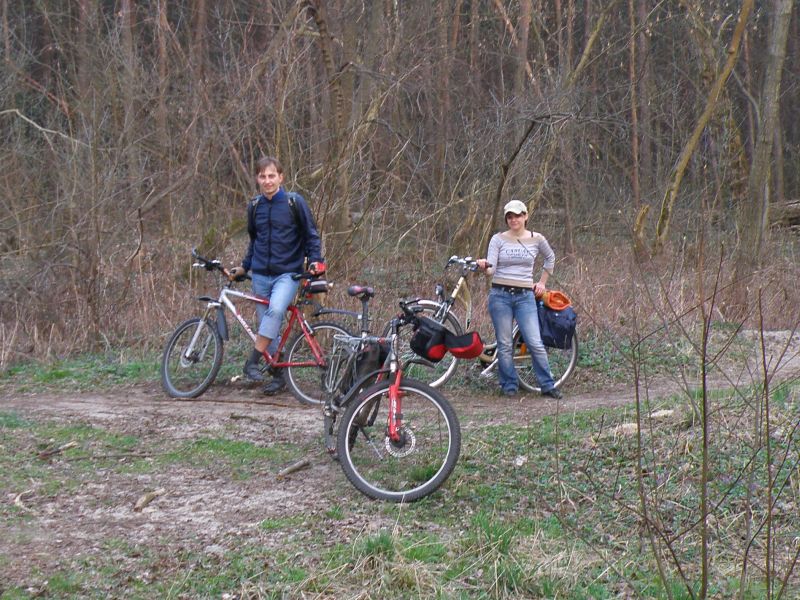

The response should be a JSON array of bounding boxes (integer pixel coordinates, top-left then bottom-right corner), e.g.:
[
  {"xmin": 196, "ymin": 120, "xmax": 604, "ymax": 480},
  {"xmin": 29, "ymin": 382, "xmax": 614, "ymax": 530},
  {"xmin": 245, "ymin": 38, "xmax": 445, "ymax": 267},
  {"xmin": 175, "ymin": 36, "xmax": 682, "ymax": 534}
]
[{"xmin": 475, "ymin": 200, "xmax": 562, "ymax": 398}]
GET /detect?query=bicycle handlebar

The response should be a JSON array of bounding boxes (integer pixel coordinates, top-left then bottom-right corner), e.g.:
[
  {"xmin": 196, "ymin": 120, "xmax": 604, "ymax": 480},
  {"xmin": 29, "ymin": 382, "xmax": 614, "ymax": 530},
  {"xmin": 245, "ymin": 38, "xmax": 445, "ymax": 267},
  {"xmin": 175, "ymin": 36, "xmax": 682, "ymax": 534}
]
[
  {"xmin": 189, "ymin": 248, "xmax": 323, "ymax": 284},
  {"xmin": 445, "ymin": 255, "xmax": 491, "ymax": 271}
]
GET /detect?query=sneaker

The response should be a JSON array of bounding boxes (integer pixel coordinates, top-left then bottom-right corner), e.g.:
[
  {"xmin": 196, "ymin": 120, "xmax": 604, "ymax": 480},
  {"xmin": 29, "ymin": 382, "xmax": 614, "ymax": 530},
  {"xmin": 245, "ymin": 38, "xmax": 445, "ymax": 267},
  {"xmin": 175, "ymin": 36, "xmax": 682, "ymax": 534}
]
[
  {"xmin": 502, "ymin": 388, "xmax": 517, "ymax": 397},
  {"xmin": 541, "ymin": 388, "xmax": 563, "ymax": 399},
  {"xmin": 243, "ymin": 362, "xmax": 265, "ymax": 382},
  {"xmin": 262, "ymin": 376, "xmax": 287, "ymax": 396}
]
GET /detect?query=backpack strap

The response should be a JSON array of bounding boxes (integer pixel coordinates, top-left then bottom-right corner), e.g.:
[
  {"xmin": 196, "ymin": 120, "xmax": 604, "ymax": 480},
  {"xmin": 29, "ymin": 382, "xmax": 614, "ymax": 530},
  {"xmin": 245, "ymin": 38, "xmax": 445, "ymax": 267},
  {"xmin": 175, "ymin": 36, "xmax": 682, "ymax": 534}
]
[
  {"xmin": 247, "ymin": 196, "xmax": 260, "ymax": 240},
  {"xmin": 285, "ymin": 192, "xmax": 303, "ymax": 231}
]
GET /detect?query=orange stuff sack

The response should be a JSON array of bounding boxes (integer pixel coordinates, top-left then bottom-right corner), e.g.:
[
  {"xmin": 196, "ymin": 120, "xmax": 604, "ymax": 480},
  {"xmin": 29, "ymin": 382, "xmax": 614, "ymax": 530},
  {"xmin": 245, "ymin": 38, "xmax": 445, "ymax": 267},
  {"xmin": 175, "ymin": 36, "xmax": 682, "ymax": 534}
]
[{"xmin": 542, "ymin": 290, "xmax": 572, "ymax": 311}]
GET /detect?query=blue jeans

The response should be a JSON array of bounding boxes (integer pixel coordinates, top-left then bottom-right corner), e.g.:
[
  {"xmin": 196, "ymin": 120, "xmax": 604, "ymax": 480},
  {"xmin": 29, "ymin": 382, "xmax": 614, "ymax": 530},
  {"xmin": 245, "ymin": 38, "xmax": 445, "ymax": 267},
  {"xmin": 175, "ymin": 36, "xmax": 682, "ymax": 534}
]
[
  {"xmin": 488, "ymin": 287, "xmax": 556, "ymax": 393},
  {"xmin": 251, "ymin": 273, "xmax": 300, "ymax": 355}
]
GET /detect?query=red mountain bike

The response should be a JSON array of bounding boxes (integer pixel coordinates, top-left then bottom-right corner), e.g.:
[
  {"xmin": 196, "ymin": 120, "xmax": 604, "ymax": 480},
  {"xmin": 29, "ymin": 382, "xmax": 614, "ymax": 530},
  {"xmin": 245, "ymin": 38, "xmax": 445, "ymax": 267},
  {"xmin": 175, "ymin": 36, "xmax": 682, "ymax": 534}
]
[{"xmin": 160, "ymin": 249, "xmax": 355, "ymax": 404}]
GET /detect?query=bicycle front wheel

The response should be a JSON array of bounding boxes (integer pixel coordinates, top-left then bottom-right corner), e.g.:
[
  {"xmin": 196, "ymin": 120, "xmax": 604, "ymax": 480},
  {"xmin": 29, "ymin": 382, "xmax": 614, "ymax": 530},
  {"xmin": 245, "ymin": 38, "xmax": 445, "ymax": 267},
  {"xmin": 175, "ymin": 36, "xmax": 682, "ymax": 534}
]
[
  {"xmin": 284, "ymin": 321, "xmax": 354, "ymax": 406},
  {"xmin": 160, "ymin": 317, "xmax": 223, "ymax": 398},
  {"xmin": 515, "ymin": 329, "xmax": 578, "ymax": 392},
  {"xmin": 384, "ymin": 300, "xmax": 463, "ymax": 388},
  {"xmin": 337, "ymin": 378, "xmax": 461, "ymax": 502}
]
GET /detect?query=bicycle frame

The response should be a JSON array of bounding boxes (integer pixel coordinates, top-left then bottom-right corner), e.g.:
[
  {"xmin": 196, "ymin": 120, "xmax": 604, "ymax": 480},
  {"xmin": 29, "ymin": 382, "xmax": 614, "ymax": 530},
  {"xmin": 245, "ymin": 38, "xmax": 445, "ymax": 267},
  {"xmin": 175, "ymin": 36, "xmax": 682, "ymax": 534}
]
[
  {"xmin": 197, "ymin": 287, "xmax": 326, "ymax": 369},
  {"xmin": 435, "ymin": 257, "xmax": 475, "ymax": 328}
]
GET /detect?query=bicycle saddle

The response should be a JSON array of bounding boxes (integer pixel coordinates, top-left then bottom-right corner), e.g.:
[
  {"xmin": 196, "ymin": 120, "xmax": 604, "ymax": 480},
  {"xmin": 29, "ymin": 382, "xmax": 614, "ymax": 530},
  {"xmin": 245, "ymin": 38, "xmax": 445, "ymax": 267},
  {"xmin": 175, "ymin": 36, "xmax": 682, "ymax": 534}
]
[{"xmin": 347, "ymin": 285, "xmax": 375, "ymax": 299}]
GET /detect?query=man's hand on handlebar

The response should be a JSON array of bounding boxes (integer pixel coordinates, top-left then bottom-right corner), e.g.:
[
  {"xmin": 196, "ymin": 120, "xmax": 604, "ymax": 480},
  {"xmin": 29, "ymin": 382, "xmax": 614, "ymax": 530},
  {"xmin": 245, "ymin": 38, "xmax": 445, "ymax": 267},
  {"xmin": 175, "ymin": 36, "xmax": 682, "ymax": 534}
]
[
  {"xmin": 229, "ymin": 266, "xmax": 247, "ymax": 281},
  {"xmin": 308, "ymin": 262, "xmax": 326, "ymax": 276}
]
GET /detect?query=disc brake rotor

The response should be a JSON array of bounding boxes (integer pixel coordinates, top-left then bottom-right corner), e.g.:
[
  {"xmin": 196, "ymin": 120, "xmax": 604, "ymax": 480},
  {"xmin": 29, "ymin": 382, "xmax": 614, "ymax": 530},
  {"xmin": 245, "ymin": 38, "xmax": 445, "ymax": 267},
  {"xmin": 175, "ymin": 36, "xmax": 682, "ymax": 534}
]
[{"xmin": 384, "ymin": 426, "xmax": 416, "ymax": 458}]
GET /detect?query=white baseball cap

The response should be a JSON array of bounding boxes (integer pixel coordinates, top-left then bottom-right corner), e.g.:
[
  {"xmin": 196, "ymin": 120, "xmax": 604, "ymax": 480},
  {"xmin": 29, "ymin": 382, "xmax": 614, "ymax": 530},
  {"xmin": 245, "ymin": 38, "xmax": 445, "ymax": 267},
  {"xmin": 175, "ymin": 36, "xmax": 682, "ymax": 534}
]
[{"xmin": 503, "ymin": 200, "xmax": 527, "ymax": 215}]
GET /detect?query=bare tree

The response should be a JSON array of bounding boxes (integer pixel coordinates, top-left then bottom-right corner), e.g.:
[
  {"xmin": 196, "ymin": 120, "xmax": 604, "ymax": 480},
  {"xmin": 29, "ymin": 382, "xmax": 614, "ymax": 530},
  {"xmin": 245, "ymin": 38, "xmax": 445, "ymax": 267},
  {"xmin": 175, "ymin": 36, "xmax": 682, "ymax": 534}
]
[
  {"xmin": 733, "ymin": 0, "xmax": 794, "ymax": 283},
  {"xmin": 651, "ymin": 0, "xmax": 754, "ymax": 253}
]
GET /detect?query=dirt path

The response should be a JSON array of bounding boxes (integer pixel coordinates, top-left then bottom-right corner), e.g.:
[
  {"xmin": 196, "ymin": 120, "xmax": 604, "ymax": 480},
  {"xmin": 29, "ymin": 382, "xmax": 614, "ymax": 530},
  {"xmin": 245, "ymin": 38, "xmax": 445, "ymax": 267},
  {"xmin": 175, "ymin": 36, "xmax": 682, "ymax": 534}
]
[{"xmin": 0, "ymin": 378, "xmax": 643, "ymax": 582}]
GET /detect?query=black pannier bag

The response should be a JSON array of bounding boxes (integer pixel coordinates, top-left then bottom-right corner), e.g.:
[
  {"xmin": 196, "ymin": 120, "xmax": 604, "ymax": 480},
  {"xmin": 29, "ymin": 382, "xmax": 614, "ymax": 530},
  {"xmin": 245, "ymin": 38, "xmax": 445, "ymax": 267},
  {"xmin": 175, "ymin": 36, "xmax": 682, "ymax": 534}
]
[
  {"xmin": 444, "ymin": 330, "xmax": 483, "ymax": 359},
  {"xmin": 355, "ymin": 340, "xmax": 389, "ymax": 380},
  {"xmin": 335, "ymin": 340, "xmax": 389, "ymax": 396},
  {"xmin": 409, "ymin": 317, "xmax": 447, "ymax": 362},
  {"xmin": 537, "ymin": 301, "xmax": 577, "ymax": 349}
]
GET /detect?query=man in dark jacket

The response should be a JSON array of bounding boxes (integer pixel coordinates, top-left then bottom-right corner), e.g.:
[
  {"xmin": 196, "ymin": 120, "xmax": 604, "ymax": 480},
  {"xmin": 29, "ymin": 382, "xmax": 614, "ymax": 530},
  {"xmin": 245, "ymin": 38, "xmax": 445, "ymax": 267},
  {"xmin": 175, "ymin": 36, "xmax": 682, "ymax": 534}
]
[{"xmin": 230, "ymin": 157, "xmax": 325, "ymax": 395}]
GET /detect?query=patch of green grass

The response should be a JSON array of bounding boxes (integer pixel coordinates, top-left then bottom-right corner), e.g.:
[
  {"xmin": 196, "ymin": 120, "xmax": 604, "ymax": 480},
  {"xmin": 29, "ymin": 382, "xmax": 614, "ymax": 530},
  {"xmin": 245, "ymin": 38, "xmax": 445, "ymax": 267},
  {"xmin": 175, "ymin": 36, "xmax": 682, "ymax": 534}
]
[
  {"xmin": 401, "ymin": 534, "xmax": 448, "ymax": 563},
  {"xmin": 324, "ymin": 504, "xmax": 345, "ymax": 520},
  {"xmin": 4, "ymin": 369, "xmax": 800, "ymax": 598},
  {"xmin": 159, "ymin": 437, "xmax": 301, "ymax": 479},
  {"xmin": 0, "ymin": 417, "xmax": 150, "ymax": 505},
  {"xmin": 0, "ymin": 588, "xmax": 31, "ymax": 599},
  {"xmin": 0, "ymin": 412, "xmax": 31, "ymax": 429},
  {"xmin": 259, "ymin": 515, "xmax": 308, "ymax": 531},
  {"xmin": 44, "ymin": 571, "xmax": 85, "ymax": 595},
  {"xmin": 0, "ymin": 352, "xmax": 160, "ymax": 391},
  {"xmin": 356, "ymin": 530, "xmax": 395, "ymax": 560}
]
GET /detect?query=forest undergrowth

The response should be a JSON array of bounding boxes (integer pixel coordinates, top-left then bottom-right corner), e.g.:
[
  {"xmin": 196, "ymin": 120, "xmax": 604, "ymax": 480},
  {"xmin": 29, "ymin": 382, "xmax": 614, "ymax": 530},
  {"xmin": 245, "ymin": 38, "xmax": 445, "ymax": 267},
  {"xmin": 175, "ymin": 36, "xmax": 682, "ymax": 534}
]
[{"xmin": 2, "ymin": 221, "xmax": 799, "ymax": 371}]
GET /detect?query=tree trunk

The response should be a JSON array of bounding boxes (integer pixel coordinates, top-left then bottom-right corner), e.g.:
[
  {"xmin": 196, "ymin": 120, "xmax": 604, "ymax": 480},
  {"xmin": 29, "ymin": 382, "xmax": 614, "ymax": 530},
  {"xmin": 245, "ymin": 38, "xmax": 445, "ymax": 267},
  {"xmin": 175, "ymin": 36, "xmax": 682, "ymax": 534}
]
[
  {"xmin": 734, "ymin": 0, "xmax": 794, "ymax": 278},
  {"xmin": 469, "ymin": 0, "xmax": 479, "ymax": 81},
  {"xmin": 637, "ymin": 0, "xmax": 653, "ymax": 193},
  {"xmin": 628, "ymin": 0, "xmax": 640, "ymax": 211},
  {"xmin": 514, "ymin": 0, "xmax": 532, "ymax": 99},
  {"xmin": 75, "ymin": 0, "xmax": 95, "ymax": 104},
  {"xmin": 308, "ymin": 0, "xmax": 350, "ymax": 235},
  {"xmin": 434, "ymin": 0, "xmax": 451, "ymax": 192}
]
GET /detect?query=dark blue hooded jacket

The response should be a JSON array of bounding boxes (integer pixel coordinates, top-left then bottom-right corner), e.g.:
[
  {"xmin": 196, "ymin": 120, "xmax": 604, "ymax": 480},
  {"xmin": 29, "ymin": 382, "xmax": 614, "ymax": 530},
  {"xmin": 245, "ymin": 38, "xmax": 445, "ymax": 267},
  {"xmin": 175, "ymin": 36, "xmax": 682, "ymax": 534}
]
[{"xmin": 242, "ymin": 188, "xmax": 324, "ymax": 276}]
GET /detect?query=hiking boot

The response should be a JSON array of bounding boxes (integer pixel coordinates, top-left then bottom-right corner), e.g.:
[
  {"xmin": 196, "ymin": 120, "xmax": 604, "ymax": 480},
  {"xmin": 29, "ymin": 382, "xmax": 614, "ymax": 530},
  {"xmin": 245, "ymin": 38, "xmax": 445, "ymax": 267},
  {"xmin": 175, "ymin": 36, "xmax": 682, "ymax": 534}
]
[
  {"xmin": 541, "ymin": 387, "xmax": 563, "ymax": 399},
  {"xmin": 266, "ymin": 363, "xmax": 282, "ymax": 377},
  {"xmin": 243, "ymin": 360, "xmax": 265, "ymax": 382},
  {"xmin": 266, "ymin": 353, "xmax": 283, "ymax": 377},
  {"xmin": 262, "ymin": 375, "xmax": 287, "ymax": 396}
]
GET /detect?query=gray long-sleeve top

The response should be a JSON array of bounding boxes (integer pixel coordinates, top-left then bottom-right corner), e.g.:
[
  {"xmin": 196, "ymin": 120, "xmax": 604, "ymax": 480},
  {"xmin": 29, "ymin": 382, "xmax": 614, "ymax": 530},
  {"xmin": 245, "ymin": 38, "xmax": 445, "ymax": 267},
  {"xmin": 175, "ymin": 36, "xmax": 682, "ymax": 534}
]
[{"xmin": 485, "ymin": 231, "xmax": 555, "ymax": 288}]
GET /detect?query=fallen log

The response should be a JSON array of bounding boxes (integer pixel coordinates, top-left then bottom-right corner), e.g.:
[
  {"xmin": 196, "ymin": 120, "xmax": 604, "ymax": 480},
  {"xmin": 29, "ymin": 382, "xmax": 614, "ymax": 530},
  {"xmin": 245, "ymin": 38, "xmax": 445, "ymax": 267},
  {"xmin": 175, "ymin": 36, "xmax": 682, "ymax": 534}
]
[
  {"xmin": 771, "ymin": 200, "xmax": 800, "ymax": 227},
  {"xmin": 276, "ymin": 458, "xmax": 311, "ymax": 479},
  {"xmin": 134, "ymin": 488, "xmax": 166, "ymax": 512}
]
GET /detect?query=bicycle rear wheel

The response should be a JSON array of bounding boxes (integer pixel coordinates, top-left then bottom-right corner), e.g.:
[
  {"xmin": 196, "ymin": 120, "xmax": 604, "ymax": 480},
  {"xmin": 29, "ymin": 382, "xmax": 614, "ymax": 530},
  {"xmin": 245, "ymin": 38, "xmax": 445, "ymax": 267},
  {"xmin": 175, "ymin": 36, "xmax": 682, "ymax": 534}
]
[
  {"xmin": 160, "ymin": 317, "xmax": 223, "ymax": 398},
  {"xmin": 514, "ymin": 329, "xmax": 578, "ymax": 392},
  {"xmin": 337, "ymin": 378, "xmax": 461, "ymax": 502},
  {"xmin": 284, "ymin": 321, "xmax": 354, "ymax": 406},
  {"xmin": 384, "ymin": 300, "xmax": 463, "ymax": 388}
]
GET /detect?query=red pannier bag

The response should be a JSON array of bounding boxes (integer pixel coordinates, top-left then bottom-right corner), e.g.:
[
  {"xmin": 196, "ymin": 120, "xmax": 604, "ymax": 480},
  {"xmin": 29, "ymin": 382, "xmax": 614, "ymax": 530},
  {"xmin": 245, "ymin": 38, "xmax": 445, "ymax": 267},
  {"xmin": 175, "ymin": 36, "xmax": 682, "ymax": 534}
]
[{"xmin": 445, "ymin": 330, "xmax": 483, "ymax": 359}]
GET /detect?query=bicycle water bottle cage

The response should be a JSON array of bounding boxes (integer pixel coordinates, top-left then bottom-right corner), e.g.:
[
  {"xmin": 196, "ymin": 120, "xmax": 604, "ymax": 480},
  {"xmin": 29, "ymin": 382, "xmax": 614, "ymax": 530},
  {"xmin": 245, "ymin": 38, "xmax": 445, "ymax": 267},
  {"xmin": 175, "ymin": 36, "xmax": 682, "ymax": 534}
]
[{"xmin": 347, "ymin": 285, "xmax": 374, "ymax": 300}]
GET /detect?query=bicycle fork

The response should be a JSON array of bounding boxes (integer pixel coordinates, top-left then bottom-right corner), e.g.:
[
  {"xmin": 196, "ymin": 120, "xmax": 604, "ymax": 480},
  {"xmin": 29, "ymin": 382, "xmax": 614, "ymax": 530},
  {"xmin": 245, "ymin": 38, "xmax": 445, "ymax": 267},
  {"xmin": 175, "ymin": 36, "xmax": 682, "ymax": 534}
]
[
  {"xmin": 478, "ymin": 357, "xmax": 500, "ymax": 379},
  {"xmin": 182, "ymin": 306, "xmax": 219, "ymax": 365},
  {"xmin": 356, "ymin": 371, "xmax": 409, "ymax": 460},
  {"xmin": 387, "ymin": 371, "xmax": 403, "ymax": 443}
]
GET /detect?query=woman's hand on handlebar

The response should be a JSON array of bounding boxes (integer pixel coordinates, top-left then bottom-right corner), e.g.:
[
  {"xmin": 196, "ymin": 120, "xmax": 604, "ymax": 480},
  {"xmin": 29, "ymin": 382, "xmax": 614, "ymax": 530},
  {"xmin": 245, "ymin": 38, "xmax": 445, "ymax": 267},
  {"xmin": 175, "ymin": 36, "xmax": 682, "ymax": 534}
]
[{"xmin": 476, "ymin": 259, "xmax": 492, "ymax": 271}]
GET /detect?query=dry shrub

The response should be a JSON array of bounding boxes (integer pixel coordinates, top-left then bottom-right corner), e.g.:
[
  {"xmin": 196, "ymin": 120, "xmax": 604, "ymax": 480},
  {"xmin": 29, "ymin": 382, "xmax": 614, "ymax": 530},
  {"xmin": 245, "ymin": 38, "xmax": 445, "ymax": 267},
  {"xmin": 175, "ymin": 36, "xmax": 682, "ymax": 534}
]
[{"xmin": 2, "ymin": 214, "xmax": 799, "ymax": 369}]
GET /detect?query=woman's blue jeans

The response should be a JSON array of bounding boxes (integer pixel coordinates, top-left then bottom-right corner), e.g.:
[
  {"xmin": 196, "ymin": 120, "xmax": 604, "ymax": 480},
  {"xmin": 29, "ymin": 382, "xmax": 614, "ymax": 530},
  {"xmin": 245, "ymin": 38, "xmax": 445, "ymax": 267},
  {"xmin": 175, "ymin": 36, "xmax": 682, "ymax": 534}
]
[
  {"xmin": 488, "ymin": 287, "xmax": 556, "ymax": 393},
  {"xmin": 251, "ymin": 273, "xmax": 300, "ymax": 355}
]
